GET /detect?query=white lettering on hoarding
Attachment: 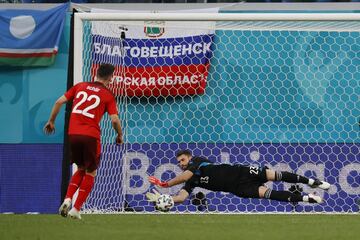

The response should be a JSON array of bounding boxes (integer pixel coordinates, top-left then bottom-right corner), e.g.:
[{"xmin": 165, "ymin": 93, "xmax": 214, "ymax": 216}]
[
  {"xmin": 123, "ymin": 152, "xmax": 150, "ymax": 195},
  {"xmin": 339, "ymin": 163, "xmax": 360, "ymax": 195}
]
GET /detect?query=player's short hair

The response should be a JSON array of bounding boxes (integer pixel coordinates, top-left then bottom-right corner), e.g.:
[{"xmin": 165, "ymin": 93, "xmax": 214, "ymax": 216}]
[
  {"xmin": 176, "ymin": 149, "xmax": 192, "ymax": 158},
  {"xmin": 97, "ymin": 63, "xmax": 115, "ymax": 80}
]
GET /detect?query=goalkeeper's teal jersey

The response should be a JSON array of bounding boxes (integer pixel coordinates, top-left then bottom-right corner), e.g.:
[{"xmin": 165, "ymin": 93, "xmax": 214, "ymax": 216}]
[{"xmin": 183, "ymin": 157, "xmax": 245, "ymax": 194}]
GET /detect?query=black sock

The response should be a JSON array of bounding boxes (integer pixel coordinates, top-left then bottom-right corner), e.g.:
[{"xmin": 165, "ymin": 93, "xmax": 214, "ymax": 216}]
[
  {"xmin": 275, "ymin": 171, "xmax": 309, "ymax": 184},
  {"xmin": 264, "ymin": 189, "xmax": 303, "ymax": 202}
]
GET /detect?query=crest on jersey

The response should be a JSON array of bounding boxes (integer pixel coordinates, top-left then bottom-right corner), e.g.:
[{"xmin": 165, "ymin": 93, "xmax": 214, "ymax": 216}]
[{"xmin": 144, "ymin": 21, "xmax": 165, "ymax": 38}]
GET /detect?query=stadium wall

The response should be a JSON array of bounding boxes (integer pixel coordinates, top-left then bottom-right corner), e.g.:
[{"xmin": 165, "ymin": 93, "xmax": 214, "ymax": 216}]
[
  {"xmin": 0, "ymin": 12, "xmax": 70, "ymax": 213},
  {"xmin": 0, "ymin": 4, "xmax": 359, "ymax": 213}
]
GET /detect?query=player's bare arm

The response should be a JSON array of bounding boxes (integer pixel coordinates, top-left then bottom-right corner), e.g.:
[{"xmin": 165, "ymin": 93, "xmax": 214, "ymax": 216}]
[
  {"xmin": 44, "ymin": 95, "xmax": 68, "ymax": 135},
  {"xmin": 171, "ymin": 189, "xmax": 189, "ymax": 203},
  {"xmin": 148, "ymin": 170, "xmax": 193, "ymax": 188},
  {"xmin": 110, "ymin": 114, "xmax": 123, "ymax": 144}
]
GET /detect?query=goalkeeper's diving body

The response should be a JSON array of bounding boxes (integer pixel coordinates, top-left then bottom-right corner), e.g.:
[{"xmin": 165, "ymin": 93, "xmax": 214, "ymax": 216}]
[{"xmin": 147, "ymin": 149, "xmax": 331, "ymax": 206}]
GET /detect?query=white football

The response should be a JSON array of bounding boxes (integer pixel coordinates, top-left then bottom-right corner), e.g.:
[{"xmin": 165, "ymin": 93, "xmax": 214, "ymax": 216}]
[{"xmin": 156, "ymin": 194, "xmax": 174, "ymax": 212}]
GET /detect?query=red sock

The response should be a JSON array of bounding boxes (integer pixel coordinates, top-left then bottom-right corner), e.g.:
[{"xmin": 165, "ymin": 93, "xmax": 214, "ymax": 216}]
[
  {"xmin": 74, "ymin": 174, "xmax": 95, "ymax": 211},
  {"xmin": 65, "ymin": 169, "xmax": 85, "ymax": 200}
]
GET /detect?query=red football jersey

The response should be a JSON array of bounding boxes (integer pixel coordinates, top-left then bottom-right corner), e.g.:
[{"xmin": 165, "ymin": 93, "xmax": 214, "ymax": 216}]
[{"xmin": 64, "ymin": 82, "xmax": 118, "ymax": 139}]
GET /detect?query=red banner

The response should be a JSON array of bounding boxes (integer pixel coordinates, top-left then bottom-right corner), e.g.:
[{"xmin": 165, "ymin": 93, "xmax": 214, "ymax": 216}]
[{"xmin": 91, "ymin": 63, "xmax": 209, "ymax": 97}]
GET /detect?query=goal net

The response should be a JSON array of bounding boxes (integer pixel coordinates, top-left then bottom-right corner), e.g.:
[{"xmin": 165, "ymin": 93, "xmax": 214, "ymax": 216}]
[{"xmin": 74, "ymin": 13, "xmax": 360, "ymax": 213}]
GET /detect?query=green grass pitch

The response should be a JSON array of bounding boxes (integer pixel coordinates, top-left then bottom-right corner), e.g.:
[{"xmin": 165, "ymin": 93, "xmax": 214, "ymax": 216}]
[{"xmin": 0, "ymin": 214, "xmax": 358, "ymax": 240}]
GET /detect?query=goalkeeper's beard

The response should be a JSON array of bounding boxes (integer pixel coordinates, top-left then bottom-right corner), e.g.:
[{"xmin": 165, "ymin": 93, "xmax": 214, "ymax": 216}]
[{"xmin": 180, "ymin": 165, "xmax": 187, "ymax": 170}]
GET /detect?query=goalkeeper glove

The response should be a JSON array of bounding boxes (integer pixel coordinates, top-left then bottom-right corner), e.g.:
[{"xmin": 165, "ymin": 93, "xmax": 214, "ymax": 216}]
[
  {"xmin": 148, "ymin": 176, "xmax": 169, "ymax": 187},
  {"xmin": 145, "ymin": 189, "xmax": 161, "ymax": 202}
]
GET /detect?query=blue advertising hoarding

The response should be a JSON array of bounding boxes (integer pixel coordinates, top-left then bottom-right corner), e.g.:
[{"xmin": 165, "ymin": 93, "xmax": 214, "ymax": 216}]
[{"xmin": 86, "ymin": 143, "xmax": 359, "ymax": 212}]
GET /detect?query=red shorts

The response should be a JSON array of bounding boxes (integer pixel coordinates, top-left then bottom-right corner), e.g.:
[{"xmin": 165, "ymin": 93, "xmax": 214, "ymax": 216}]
[{"xmin": 69, "ymin": 134, "xmax": 101, "ymax": 172}]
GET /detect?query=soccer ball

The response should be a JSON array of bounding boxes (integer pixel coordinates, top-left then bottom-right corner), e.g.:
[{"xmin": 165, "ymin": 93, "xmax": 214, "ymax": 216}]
[{"xmin": 156, "ymin": 194, "xmax": 174, "ymax": 212}]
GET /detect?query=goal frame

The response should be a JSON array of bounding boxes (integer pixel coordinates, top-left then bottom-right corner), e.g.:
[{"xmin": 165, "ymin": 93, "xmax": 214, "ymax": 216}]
[{"xmin": 72, "ymin": 12, "xmax": 360, "ymax": 213}]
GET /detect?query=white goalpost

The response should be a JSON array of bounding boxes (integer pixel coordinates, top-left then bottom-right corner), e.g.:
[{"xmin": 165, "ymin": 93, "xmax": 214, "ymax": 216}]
[{"xmin": 73, "ymin": 12, "xmax": 360, "ymax": 213}]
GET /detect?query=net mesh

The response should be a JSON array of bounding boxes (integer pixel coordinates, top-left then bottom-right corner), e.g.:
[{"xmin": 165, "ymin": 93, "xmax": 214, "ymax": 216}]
[{"xmin": 79, "ymin": 18, "xmax": 360, "ymax": 213}]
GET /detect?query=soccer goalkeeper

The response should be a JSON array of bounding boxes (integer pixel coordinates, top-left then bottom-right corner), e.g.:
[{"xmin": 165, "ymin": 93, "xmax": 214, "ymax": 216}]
[{"xmin": 147, "ymin": 149, "xmax": 330, "ymax": 206}]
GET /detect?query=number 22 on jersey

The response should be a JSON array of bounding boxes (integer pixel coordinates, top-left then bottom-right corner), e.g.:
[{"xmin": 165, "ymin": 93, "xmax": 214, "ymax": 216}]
[{"xmin": 72, "ymin": 91, "xmax": 100, "ymax": 119}]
